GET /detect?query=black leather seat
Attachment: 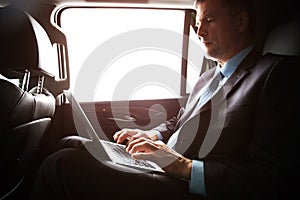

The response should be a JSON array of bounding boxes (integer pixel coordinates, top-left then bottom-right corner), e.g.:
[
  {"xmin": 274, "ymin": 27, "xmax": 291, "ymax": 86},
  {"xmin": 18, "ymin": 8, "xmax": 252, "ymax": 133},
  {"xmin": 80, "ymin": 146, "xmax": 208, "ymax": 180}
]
[
  {"xmin": 0, "ymin": 80, "xmax": 55, "ymax": 199},
  {"xmin": 0, "ymin": 6, "xmax": 56, "ymax": 199},
  {"xmin": 263, "ymin": 17, "xmax": 300, "ymax": 56}
]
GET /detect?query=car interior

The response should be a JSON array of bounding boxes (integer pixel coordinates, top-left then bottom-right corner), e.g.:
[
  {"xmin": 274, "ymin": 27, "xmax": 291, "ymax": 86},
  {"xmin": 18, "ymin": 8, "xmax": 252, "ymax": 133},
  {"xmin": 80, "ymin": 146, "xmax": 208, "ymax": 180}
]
[{"xmin": 0, "ymin": 0, "xmax": 299, "ymax": 199}]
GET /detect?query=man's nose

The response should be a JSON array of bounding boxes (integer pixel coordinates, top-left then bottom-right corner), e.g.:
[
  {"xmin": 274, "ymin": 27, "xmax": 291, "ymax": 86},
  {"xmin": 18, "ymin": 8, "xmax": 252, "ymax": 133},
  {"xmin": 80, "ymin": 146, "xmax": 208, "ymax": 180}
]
[{"xmin": 197, "ymin": 24, "xmax": 207, "ymax": 39}]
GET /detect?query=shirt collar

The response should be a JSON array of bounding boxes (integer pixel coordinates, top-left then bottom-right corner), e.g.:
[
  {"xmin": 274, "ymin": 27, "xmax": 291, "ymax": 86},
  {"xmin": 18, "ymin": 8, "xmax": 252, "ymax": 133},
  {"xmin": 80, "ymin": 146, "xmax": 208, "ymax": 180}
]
[{"xmin": 218, "ymin": 45, "xmax": 254, "ymax": 78}]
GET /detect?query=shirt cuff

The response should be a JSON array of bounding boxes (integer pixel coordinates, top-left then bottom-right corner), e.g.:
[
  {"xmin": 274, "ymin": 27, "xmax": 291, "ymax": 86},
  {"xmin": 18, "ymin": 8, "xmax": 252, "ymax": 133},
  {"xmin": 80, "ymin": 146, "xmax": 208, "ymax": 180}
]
[
  {"xmin": 150, "ymin": 129, "xmax": 163, "ymax": 141},
  {"xmin": 189, "ymin": 160, "xmax": 207, "ymax": 196}
]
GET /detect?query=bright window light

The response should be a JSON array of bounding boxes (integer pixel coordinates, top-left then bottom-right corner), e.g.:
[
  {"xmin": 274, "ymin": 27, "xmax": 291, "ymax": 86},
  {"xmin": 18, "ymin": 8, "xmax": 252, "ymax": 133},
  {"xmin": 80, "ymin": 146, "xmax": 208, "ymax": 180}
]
[{"xmin": 59, "ymin": 7, "xmax": 186, "ymax": 101}]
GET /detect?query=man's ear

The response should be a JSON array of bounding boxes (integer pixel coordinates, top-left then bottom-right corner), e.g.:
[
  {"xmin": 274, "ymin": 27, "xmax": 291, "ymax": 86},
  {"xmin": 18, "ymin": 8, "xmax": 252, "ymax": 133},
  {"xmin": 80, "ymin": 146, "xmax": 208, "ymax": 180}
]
[{"xmin": 236, "ymin": 11, "xmax": 249, "ymax": 32}]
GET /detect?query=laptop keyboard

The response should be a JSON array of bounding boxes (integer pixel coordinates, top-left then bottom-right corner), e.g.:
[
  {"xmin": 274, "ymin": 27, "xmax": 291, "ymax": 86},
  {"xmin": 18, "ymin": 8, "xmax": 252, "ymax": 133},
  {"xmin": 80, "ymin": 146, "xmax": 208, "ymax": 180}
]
[{"xmin": 101, "ymin": 140, "xmax": 155, "ymax": 169}]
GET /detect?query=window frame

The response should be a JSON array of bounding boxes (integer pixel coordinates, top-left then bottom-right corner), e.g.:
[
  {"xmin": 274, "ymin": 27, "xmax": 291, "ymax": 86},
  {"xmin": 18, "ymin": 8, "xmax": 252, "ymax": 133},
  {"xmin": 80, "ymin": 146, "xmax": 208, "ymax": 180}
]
[{"xmin": 53, "ymin": 4, "xmax": 196, "ymax": 101}]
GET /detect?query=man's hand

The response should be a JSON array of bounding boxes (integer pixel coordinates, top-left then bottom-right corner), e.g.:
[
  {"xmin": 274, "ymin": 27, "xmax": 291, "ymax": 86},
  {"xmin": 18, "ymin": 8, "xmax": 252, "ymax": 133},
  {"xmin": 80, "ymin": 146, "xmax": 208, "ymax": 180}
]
[
  {"xmin": 126, "ymin": 137, "xmax": 192, "ymax": 180},
  {"xmin": 113, "ymin": 128, "xmax": 159, "ymax": 144}
]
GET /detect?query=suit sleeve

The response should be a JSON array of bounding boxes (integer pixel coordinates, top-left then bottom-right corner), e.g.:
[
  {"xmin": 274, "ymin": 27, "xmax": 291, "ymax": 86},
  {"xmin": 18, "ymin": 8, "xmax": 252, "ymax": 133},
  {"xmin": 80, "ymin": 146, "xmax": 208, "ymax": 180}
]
[
  {"xmin": 152, "ymin": 107, "xmax": 184, "ymax": 142},
  {"xmin": 151, "ymin": 68, "xmax": 214, "ymax": 143}
]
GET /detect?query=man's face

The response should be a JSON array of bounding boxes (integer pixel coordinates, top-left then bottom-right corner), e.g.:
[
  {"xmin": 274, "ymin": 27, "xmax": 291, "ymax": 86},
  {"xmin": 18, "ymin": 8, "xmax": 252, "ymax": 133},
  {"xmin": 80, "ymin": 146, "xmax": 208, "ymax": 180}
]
[{"xmin": 196, "ymin": 0, "xmax": 241, "ymax": 63}]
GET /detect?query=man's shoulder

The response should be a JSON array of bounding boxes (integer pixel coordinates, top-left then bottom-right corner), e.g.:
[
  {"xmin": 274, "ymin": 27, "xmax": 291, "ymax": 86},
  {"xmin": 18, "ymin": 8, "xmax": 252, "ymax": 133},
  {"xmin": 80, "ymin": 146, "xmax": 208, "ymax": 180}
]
[
  {"xmin": 252, "ymin": 52, "xmax": 299, "ymax": 85},
  {"xmin": 259, "ymin": 52, "xmax": 287, "ymax": 61},
  {"xmin": 256, "ymin": 52, "xmax": 299, "ymax": 69}
]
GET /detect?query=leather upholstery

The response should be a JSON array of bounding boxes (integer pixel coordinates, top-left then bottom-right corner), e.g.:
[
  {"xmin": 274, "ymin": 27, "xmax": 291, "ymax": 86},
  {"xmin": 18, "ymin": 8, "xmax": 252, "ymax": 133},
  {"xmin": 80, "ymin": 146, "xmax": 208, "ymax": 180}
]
[
  {"xmin": 0, "ymin": 80, "xmax": 55, "ymax": 129},
  {"xmin": 0, "ymin": 6, "xmax": 56, "ymax": 200},
  {"xmin": 0, "ymin": 79, "xmax": 55, "ymax": 199},
  {"xmin": 0, "ymin": 6, "xmax": 39, "ymax": 78}
]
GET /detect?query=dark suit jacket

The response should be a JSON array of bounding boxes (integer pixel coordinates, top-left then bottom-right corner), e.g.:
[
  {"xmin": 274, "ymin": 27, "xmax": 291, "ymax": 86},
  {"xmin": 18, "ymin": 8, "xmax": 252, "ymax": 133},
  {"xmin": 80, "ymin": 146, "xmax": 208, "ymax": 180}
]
[{"xmin": 153, "ymin": 49, "xmax": 300, "ymax": 199}]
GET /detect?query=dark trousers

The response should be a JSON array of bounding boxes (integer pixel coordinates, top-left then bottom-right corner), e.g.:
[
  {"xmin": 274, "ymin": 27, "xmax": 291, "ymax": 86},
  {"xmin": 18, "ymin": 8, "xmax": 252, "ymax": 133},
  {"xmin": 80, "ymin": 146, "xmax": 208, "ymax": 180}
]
[{"xmin": 31, "ymin": 147, "xmax": 202, "ymax": 200}]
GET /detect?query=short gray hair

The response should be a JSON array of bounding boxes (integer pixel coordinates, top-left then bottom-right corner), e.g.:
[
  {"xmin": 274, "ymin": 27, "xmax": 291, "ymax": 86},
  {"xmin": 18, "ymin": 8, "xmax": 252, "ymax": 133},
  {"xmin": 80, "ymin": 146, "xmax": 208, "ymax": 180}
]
[{"xmin": 195, "ymin": 0, "xmax": 254, "ymax": 15}]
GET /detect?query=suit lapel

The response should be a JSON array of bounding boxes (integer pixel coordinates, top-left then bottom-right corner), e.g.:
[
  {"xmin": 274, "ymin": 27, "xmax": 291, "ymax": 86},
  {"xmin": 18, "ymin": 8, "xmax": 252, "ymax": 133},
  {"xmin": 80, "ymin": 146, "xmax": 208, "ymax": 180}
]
[
  {"xmin": 178, "ymin": 69, "xmax": 215, "ymax": 126},
  {"xmin": 223, "ymin": 49, "xmax": 262, "ymax": 95},
  {"xmin": 174, "ymin": 49, "xmax": 263, "ymax": 156}
]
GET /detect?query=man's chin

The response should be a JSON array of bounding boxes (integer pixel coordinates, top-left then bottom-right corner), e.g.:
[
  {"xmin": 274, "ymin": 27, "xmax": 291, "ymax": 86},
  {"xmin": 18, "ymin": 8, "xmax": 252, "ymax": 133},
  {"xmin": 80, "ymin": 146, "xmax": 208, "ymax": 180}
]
[{"xmin": 205, "ymin": 50, "xmax": 217, "ymax": 61}]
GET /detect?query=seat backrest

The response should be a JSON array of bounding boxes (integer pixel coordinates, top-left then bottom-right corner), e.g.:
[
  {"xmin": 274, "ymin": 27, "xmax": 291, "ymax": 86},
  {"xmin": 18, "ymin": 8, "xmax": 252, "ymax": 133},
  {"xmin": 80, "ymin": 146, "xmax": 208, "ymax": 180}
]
[
  {"xmin": 0, "ymin": 6, "xmax": 56, "ymax": 200},
  {"xmin": 261, "ymin": 15, "xmax": 300, "ymax": 199},
  {"xmin": 263, "ymin": 17, "xmax": 300, "ymax": 56}
]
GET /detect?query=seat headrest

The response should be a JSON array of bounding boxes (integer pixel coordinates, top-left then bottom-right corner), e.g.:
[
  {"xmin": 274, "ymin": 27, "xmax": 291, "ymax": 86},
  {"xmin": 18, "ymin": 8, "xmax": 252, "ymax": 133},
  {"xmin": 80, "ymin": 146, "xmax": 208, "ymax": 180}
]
[
  {"xmin": 0, "ymin": 5, "xmax": 58, "ymax": 79},
  {"xmin": 263, "ymin": 18, "xmax": 300, "ymax": 56},
  {"xmin": 0, "ymin": 6, "xmax": 39, "ymax": 78},
  {"xmin": 0, "ymin": 5, "xmax": 70, "ymax": 97}
]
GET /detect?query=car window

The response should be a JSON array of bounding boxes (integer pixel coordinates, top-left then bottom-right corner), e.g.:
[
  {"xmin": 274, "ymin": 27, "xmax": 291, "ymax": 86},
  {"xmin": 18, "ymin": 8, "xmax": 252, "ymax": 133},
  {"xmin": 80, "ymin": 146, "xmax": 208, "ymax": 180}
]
[{"xmin": 56, "ymin": 6, "xmax": 205, "ymax": 102}]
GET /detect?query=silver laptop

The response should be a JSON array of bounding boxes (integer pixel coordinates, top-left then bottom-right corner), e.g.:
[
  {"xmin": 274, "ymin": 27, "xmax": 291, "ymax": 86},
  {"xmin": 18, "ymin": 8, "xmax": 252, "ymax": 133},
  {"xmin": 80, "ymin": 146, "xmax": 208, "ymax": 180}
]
[{"xmin": 63, "ymin": 90, "xmax": 164, "ymax": 173}]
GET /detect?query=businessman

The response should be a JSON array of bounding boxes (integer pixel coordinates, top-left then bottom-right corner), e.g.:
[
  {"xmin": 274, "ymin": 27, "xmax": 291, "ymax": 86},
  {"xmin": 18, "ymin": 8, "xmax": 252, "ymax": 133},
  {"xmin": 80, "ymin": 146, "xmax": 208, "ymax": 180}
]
[{"xmin": 31, "ymin": 0, "xmax": 299, "ymax": 199}]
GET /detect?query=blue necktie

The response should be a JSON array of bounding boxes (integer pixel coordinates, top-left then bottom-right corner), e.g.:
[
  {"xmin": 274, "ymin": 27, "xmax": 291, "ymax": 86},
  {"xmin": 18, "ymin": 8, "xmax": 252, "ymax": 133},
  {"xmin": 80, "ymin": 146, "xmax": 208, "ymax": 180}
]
[
  {"xmin": 167, "ymin": 71, "xmax": 224, "ymax": 149},
  {"xmin": 195, "ymin": 71, "xmax": 224, "ymax": 110}
]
